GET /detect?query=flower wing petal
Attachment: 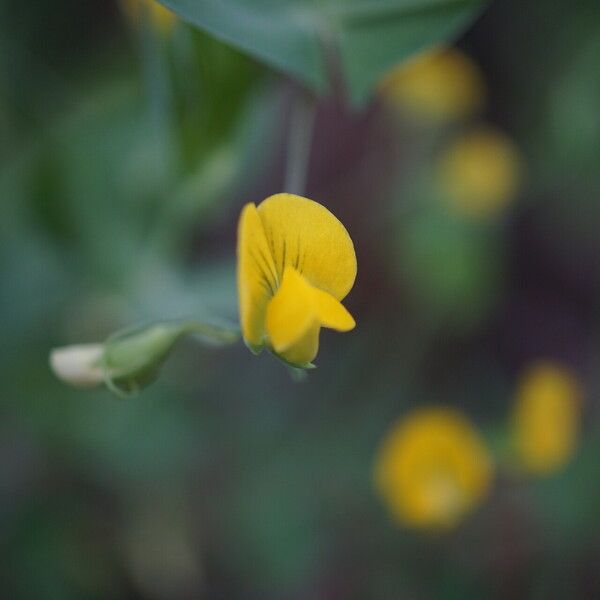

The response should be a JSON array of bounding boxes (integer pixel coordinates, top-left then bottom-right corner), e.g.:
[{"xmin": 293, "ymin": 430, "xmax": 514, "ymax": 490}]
[
  {"xmin": 257, "ymin": 194, "xmax": 357, "ymax": 300},
  {"xmin": 313, "ymin": 288, "xmax": 356, "ymax": 331},
  {"xmin": 237, "ymin": 203, "xmax": 279, "ymax": 351}
]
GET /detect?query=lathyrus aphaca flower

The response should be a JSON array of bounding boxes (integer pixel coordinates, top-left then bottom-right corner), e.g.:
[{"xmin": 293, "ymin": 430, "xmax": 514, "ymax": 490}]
[
  {"xmin": 379, "ymin": 47, "xmax": 486, "ymax": 123},
  {"xmin": 437, "ymin": 126, "xmax": 521, "ymax": 220},
  {"xmin": 237, "ymin": 193, "xmax": 357, "ymax": 368},
  {"xmin": 122, "ymin": 0, "xmax": 177, "ymax": 34},
  {"xmin": 512, "ymin": 361, "xmax": 582, "ymax": 476},
  {"xmin": 374, "ymin": 407, "xmax": 493, "ymax": 529}
]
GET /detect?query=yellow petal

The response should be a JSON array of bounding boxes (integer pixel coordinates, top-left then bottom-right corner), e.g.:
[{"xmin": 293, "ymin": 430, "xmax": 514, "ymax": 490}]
[
  {"xmin": 257, "ymin": 194, "xmax": 357, "ymax": 301},
  {"xmin": 438, "ymin": 127, "xmax": 521, "ymax": 220},
  {"xmin": 313, "ymin": 287, "xmax": 356, "ymax": 331},
  {"xmin": 512, "ymin": 362, "xmax": 581, "ymax": 475},
  {"xmin": 277, "ymin": 322, "xmax": 321, "ymax": 368},
  {"xmin": 374, "ymin": 408, "xmax": 493, "ymax": 529},
  {"xmin": 265, "ymin": 267, "xmax": 355, "ymax": 366},
  {"xmin": 237, "ymin": 203, "xmax": 279, "ymax": 351},
  {"xmin": 266, "ymin": 267, "xmax": 317, "ymax": 354}
]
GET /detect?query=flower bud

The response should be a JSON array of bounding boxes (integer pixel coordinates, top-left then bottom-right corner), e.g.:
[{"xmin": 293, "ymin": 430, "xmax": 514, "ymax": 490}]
[
  {"xmin": 49, "ymin": 344, "xmax": 105, "ymax": 388},
  {"xmin": 50, "ymin": 320, "xmax": 240, "ymax": 396}
]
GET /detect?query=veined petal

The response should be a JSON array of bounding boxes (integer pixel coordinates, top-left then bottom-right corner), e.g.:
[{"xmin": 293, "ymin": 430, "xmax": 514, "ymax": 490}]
[
  {"xmin": 237, "ymin": 203, "xmax": 279, "ymax": 351},
  {"xmin": 266, "ymin": 267, "xmax": 317, "ymax": 353},
  {"xmin": 313, "ymin": 287, "xmax": 356, "ymax": 332},
  {"xmin": 257, "ymin": 194, "xmax": 357, "ymax": 301}
]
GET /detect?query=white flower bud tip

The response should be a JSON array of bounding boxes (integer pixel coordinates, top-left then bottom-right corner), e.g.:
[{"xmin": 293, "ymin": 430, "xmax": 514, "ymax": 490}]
[{"xmin": 49, "ymin": 344, "xmax": 105, "ymax": 388}]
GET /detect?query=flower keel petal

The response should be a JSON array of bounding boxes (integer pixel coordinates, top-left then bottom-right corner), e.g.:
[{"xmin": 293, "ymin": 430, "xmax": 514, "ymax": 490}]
[{"xmin": 266, "ymin": 267, "xmax": 317, "ymax": 354}]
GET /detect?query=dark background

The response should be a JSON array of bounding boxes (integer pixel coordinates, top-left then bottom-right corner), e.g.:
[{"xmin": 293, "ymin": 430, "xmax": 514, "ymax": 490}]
[{"xmin": 1, "ymin": 1, "xmax": 599, "ymax": 598}]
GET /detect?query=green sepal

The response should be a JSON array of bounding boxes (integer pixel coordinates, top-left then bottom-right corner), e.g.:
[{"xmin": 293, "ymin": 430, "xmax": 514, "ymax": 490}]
[
  {"xmin": 267, "ymin": 347, "xmax": 317, "ymax": 373},
  {"xmin": 244, "ymin": 338, "xmax": 264, "ymax": 355},
  {"xmin": 101, "ymin": 319, "xmax": 240, "ymax": 397}
]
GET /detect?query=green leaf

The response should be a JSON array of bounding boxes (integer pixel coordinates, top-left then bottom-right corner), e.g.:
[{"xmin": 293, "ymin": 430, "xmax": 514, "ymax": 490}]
[
  {"xmin": 159, "ymin": 0, "xmax": 327, "ymax": 92},
  {"xmin": 158, "ymin": 0, "xmax": 486, "ymax": 104},
  {"xmin": 336, "ymin": 0, "xmax": 486, "ymax": 104}
]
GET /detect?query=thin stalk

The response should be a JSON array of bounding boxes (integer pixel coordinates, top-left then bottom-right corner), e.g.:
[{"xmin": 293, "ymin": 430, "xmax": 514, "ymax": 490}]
[
  {"xmin": 139, "ymin": 12, "xmax": 176, "ymax": 189},
  {"xmin": 284, "ymin": 89, "xmax": 317, "ymax": 195}
]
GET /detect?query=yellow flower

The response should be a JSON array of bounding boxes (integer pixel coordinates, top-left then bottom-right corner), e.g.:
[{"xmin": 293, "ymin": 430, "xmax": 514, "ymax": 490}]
[
  {"xmin": 374, "ymin": 408, "xmax": 493, "ymax": 529},
  {"xmin": 237, "ymin": 193, "xmax": 357, "ymax": 367},
  {"xmin": 437, "ymin": 127, "xmax": 521, "ymax": 220},
  {"xmin": 122, "ymin": 0, "xmax": 177, "ymax": 34},
  {"xmin": 379, "ymin": 47, "xmax": 486, "ymax": 123},
  {"xmin": 512, "ymin": 362, "xmax": 582, "ymax": 475}
]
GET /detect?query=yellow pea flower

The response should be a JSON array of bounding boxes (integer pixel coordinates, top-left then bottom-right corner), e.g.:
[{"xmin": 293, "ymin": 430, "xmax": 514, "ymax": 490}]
[
  {"xmin": 237, "ymin": 193, "xmax": 357, "ymax": 367},
  {"xmin": 122, "ymin": 0, "xmax": 177, "ymax": 34},
  {"xmin": 437, "ymin": 127, "xmax": 522, "ymax": 220},
  {"xmin": 512, "ymin": 362, "xmax": 582, "ymax": 475},
  {"xmin": 374, "ymin": 408, "xmax": 493, "ymax": 529},
  {"xmin": 379, "ymin": 47, "xmax": 486, "ymax": 123}
]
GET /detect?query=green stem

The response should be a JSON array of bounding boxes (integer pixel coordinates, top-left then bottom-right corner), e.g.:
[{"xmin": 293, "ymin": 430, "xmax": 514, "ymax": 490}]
[
  {"xmin": 136, "ymin": 9, "xmax": 182, "ymax": 267},
  {"xmin": 284, "ymin": 89, "xmax": 316, "ymax": 195},
  {"xmin": 139, "ymin": 10, "xmax": 176, "ymax": 189},
  {"xmin": 185, "ymin": 321, "xmax": 241, "ymax": 345}
]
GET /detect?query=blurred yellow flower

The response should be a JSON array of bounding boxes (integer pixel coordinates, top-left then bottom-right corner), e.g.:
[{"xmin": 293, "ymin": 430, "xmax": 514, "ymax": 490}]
[
  {"xmin": 374, "ymin": 408, "xmax": 493, "ymax": 529},
  {"xmin": 512, "ymin": 362, "xmax": 582, "ymax": 475},
  {"xmin": 379, "ymin": 47, "xmax": 486, "ymax": 122},
  {"xmin": 237, "ymin": 194, "xmax": 356, "ymax": 367},
  {"xmin": 437, "ymin": 127, "xmax": 521, "ymax": 220},
  {"xmin": 122, "ymin": 0, "xmax": 177, "ymax": 34}
]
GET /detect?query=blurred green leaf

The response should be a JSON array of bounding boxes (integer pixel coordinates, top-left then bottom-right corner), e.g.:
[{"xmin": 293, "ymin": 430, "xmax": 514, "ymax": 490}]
[
  {"xmin": 529, "ymin": 431, "xmax": 600, "ymax": 546},
  {"xmin": 159, "ymin": 0, "xmax": 486, "ymax": 104},
  {"xmin": 396, "ymin": 209, "xmax": 503, "ymax": 328}
]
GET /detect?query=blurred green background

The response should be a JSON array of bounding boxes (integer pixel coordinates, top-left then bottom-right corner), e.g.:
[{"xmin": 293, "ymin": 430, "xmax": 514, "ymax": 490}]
[{"xmin": 1, "ymin": 0, "xmax": 599, "ymax": 598}]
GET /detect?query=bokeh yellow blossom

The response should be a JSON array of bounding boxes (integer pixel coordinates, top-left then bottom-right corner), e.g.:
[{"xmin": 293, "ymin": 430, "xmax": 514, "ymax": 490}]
[
  {"xmin": 437, "ymin": 127, "xmax": 521, "ymax": 220},
  {"xmin": 237, "ymin": 193, "xmax": 357, "ymax": 367},
  {"xmin": 379, "ymin": 47, "xmax": 486, "ymax": 123},
  {"xmin": 374, "ymin": 408, "xmax": 493, "ymax": 529},
  {"xmin": 512, "ymin": 361, "xmax": 582, "ymax": 475},
  {"xmin": 122, "ymin": 0, "xmax": 177, "ymax": 34}
]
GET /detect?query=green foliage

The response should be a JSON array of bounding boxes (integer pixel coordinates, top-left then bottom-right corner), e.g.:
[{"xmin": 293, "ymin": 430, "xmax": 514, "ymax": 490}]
[{"xmin": 159, "ymin": 0, "xmax": 486, "ymax": 103}]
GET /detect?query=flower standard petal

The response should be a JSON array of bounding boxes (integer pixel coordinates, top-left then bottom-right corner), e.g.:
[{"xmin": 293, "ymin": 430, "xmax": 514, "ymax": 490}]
[
  {"xmin": 257, "ymin": 194, "xmax": 357, "ymax": 301},
  {"xmin": 237, "ymin": 203, "xmax": 279, "ymax": 352}
]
